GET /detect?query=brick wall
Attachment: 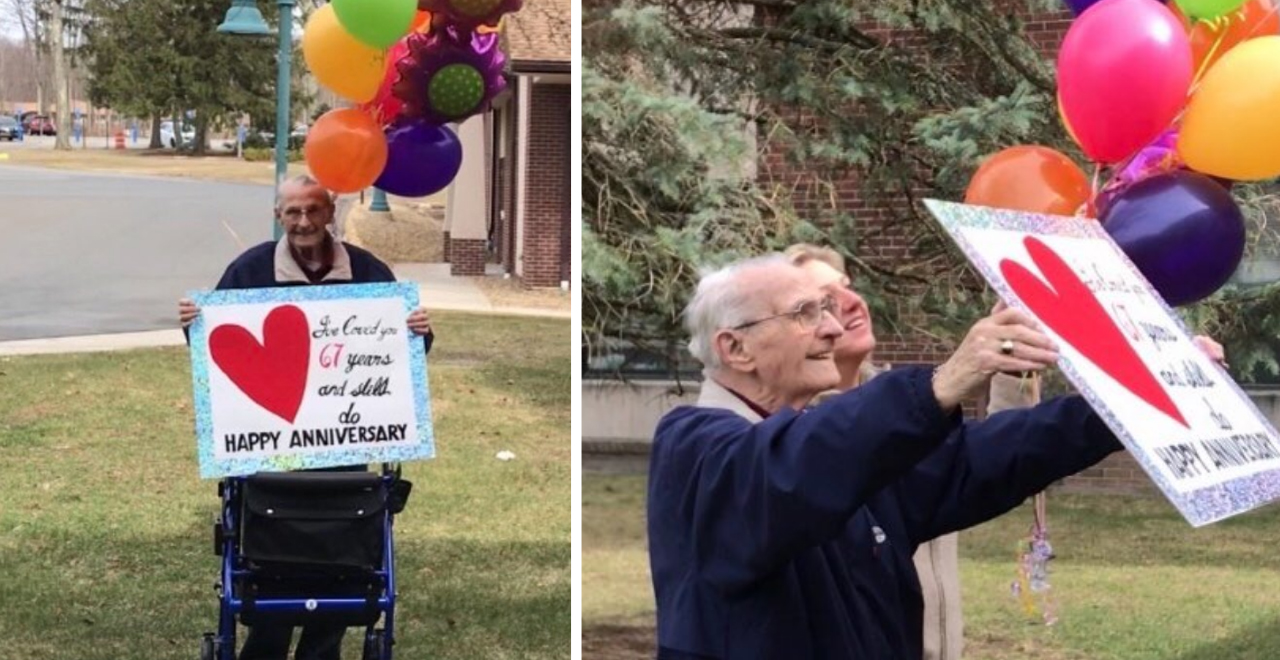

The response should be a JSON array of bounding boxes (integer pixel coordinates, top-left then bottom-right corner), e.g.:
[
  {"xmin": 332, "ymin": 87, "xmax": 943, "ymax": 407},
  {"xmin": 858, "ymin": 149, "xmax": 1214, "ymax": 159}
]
[
  {"xmin": 761, "ymin": 7, "xmax": 1148, "ymax": 492},
  {"xmin": 450, "ymin": 238, "xmax": 486, "ymax": 276},
  {"xmin": 1057, "ymin": 451, "xmax": 1157, "ymax": 494},
  {"xmin": 521, "ymin": 81, "xmax": 571, "ymax": 288}
]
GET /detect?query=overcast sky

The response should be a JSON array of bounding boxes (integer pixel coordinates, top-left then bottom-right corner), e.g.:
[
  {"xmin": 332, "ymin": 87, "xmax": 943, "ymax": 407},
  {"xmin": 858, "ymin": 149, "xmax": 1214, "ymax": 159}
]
[{"xmin": 0, "ymin": 16, "xmax": 26, "ymax": 41}]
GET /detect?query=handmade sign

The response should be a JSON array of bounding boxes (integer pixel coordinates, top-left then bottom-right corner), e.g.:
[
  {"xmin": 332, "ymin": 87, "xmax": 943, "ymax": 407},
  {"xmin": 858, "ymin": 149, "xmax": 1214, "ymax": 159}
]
[
  {"xmin": 925, "ymin": 199, "xmax": 1280, "ymax": 526},
  {"xmin": 187, "ymin": 282, "xmax": 433, "ymax": 478}
]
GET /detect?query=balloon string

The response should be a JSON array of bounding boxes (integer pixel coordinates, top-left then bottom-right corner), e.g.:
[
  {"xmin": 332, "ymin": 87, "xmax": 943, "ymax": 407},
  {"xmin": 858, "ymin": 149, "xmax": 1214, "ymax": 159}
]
[
  {"xmin": 1088, "ymin": 161, "xmax": 1101, "ymax": 214},
  {"xmin": 1191, "ymin": 21, "xmax": 1233, "ymax": 91},
  {"xmin": 1035, "ymin": 491, "xmax": 1047, "ymax": 533}
]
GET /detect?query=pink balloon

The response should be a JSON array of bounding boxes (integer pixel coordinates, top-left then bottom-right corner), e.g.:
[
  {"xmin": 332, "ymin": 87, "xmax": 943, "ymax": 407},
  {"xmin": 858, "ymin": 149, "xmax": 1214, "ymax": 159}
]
[{"xmin": 1057, "ymin": 0, "xmax": 1193, "ymax": 164}]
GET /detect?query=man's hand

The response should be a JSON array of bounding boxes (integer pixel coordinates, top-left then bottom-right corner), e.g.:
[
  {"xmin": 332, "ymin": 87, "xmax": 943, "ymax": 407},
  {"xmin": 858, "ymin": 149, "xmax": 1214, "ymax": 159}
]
[
  {"xmin": 406, "ymin": 307, "xmax": 433, "ymax": 337},
  {"xmin": 178, "ymin": 298, "xmax": 200, "ymax": 328},
  {"xmin": 1193, "ymin": 335, "xmax": 1227, "ymax": 367},
  {"xmin": 932, "ymin": 307, "xmax": 1059, "ymax": 411}
]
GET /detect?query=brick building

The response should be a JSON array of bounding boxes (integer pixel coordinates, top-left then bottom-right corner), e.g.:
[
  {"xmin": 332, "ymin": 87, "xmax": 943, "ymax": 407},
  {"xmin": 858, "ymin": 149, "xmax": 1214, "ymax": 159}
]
[{"xmin": 446, "ymin": 0, "xmax": 571, "ymax": 287}]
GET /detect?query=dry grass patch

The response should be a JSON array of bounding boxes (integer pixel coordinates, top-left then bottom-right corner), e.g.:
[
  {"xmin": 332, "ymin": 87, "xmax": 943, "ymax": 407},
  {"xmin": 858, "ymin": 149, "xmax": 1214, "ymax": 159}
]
[
  {"xmin": 345, "ymin": 195, "xmax": 445, "ymax": 263},
  {"xmin": 470, "ymin": 276, "xmax": 570, "ymax": 312}
]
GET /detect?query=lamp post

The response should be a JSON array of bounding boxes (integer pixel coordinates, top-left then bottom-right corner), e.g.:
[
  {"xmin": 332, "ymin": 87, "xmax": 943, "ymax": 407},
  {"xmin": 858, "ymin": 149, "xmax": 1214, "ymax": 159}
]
[
  {"xmin": 218, "ymin": 0, "xmax": 294, "ymax": 240},
  {"xmin": 370, "ymin": 188, "xmax": 390, "ymax": 212}
]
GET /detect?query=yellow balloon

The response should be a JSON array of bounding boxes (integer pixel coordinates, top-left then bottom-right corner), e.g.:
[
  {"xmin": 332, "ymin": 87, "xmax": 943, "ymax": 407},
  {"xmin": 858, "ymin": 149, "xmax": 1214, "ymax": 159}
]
[
  {"xmin": 302, "ymin": 5, "xmax": 386, "ymax": 103},
  {"xmin": 477, "ymin": 16, "xmax": 504, "ymax": 34},
  {"xmin": 1178, "ymin": 36, "xmax": 1280, "ymax": 181}
]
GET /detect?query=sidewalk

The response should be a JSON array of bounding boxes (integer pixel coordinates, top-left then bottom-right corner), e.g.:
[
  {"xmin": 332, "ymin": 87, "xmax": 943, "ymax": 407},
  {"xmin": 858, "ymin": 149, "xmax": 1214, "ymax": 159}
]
[{"xmin": 0, "ymin": 262, "xmax": 570, "ymax": 356}]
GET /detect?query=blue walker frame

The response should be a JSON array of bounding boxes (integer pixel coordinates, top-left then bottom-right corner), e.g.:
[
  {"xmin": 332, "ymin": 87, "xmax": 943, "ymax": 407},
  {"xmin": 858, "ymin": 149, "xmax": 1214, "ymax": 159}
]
[{"xmin": 202, "ymin": 467, "xmax": 401, "ymax": 660}]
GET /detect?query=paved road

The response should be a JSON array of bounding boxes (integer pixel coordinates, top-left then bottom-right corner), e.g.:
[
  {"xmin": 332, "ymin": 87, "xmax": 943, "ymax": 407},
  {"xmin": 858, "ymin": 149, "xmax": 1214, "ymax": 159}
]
[{"xmin": 0, "ymin": 165, "xmax": 273, "ymax": 340}]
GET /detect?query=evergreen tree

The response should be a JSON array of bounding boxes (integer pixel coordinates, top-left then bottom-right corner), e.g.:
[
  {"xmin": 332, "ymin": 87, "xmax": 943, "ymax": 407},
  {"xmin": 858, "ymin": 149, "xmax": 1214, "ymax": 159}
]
[{"xmin": 84, "ymin": 0, "xmax": 310, "ymax": 154}]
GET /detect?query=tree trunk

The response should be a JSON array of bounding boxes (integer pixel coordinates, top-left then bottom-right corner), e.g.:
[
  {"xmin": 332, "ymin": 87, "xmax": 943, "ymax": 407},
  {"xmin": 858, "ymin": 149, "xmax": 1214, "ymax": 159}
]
[
  {"xmin": 174, "ymin": 107, "xmax": 184, "ymax": 148},
  {"xmin": 50, "ymin": 0, "xmax": 70, "ymax": 150},
  {"xmin": 193, "ymin": 113, "xmax": 207, "ymax": 156},
  {"xmin": 149, "ymin": 114, "xmax": 162, "ymax": 149}
]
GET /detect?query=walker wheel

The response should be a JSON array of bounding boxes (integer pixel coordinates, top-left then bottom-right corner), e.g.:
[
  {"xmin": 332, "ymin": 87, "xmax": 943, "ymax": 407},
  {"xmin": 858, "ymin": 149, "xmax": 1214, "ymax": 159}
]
[
  {"xmin": 362, "ymin": 628, "xmax": 386, "ymax": 660},
  {"xmin": 200, "ymin": 632, "xmax": 218, "ymax": 660}
]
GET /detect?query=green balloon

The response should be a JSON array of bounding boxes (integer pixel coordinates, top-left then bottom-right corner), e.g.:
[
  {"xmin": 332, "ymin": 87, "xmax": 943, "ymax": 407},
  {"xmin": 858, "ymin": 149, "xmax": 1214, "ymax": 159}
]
[
  {"xmin": 429, "ymin": 65, "xmax": 485, "ymax": 118},
  {"xmin": 1174, "ymin": 0, "xmax": 1248, "ymax": 20},
  {"xmin": 331, "ymin": 0, "xmax": 416, "ymax": 49}
]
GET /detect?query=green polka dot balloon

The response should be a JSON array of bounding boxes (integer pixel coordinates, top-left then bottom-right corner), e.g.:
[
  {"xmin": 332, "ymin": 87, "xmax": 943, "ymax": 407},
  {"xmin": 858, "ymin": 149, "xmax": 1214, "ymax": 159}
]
[{"xmin": 428, "ymin": 64, "xmax": 486, "ymax": 118}]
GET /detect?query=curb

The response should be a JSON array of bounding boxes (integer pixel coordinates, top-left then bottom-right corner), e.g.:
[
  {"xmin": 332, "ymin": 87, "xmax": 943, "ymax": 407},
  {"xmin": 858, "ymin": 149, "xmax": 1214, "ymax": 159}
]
[{"xmin": 0, "ymin": 306, "xmax": 569, "ymax": 356}]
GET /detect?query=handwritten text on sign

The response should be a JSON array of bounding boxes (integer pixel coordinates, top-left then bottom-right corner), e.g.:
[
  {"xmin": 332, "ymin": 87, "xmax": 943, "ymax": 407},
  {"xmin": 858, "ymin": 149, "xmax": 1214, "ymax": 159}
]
[
  {"xmin": 188, "ymin": 282, "xmax": 434, "ymax": 478},
  {"xmin": 925, "ymin": 199, "xmax": 1280, "ymax": 526}
]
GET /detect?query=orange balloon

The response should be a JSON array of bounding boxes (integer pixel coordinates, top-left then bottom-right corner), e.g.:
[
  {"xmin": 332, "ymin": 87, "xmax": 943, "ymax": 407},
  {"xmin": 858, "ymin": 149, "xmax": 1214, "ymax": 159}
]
[
  {"xmin": 410, "ymin": 9, "xmax": 432, "ymax": 33},
  {"xmin": 477, "ymin": 16, "xmax": 504, "ymax": 34},
  {"xmin": 965, "ymin": 146, "xmax": 1092, "ymax": 217},
  {"xmin": 304, "ymin": 109, "xmax": 389, "ymax": 194},
  {"xmin": 1172, "ymin": 0, "xmax": 1280, "ymax": 75}
]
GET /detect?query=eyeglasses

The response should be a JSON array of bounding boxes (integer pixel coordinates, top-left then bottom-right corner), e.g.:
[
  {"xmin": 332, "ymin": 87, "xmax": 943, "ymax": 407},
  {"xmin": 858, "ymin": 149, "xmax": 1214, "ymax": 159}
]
[
  {"xmin": 732, "ymin": 296, "xmax": 838, "ymax": 331},
  {"xmin": 280, "ymin": 206, "xmax": 331, "ymax": 222}
]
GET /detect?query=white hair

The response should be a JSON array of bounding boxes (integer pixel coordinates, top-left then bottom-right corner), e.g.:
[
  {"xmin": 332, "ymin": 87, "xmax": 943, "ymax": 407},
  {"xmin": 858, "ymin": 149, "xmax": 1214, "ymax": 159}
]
[
  {"xmin": 684, "ymin": 253, "xmax": 793, "ymax": 370},
  {"xmin": 275, "ymin": 175, "xmax": 334, "ymax": 211}
]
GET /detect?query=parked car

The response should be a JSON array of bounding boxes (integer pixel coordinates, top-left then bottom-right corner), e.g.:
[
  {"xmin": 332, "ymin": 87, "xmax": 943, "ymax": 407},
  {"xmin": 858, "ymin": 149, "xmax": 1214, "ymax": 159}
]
[
  {"xmin": 159, "ymin": 120, "xmax": 196, "ymax": 148},
  {"xmin": 0, "ymin": 116, "xmax": 19, "ymax": 141},
  {"xmin": 257, "ymin": 123, "xmax": 309, "ymax": 142},
  {"xmin": 23, "ymin": 115, "xmax": 55, "ymax": 136}
]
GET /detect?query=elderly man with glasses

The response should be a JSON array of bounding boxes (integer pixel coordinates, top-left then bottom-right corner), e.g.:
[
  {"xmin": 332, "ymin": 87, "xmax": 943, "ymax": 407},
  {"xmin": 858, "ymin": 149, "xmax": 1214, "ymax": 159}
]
[
  {"xmin": 179, "ymin": 175, "xmax": 433, "ymax": 348},
  {"xmin": 647, "ymin": 253, "xmax": 1129, "ymax": 660}
]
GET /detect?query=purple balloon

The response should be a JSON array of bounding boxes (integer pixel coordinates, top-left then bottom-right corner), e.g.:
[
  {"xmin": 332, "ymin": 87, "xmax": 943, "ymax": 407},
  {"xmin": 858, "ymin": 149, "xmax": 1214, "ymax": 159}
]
[
  {"xmin": 374, "ymin": 121, "xmax": 462, "ymax": 198},
  {"xmin": 1096, "ymin": 129, "xmax": 1181, "ymax": 216},
  {"xmin": 1102, "ymin": 171, "xmax": 1245, "ymax": 307},
  {"xmin": 1066, "ymin": 0, "xmax": 1165, "ymax": 14}
]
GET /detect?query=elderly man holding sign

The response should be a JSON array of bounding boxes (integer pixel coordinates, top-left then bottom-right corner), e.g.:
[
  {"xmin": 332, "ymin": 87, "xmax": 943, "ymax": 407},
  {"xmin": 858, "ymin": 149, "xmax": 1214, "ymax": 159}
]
[
  {"xmin": 179, "ymin": 175, "xmax": 435, "ymax": 660},
  {"xmin": 646, "ymin": 252, "xmax": 1228, "ymax": 660}
]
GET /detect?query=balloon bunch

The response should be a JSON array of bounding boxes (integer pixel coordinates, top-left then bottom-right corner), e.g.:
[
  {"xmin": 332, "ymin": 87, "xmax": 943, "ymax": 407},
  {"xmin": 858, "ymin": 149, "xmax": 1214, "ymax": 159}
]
[
  {"xmin": 966, "ymin": 0, "xmax": 1280, "ymax": 307},
  {"xmin": 300, "ymin": 0, "xmax": 521, "ymax": 196}
]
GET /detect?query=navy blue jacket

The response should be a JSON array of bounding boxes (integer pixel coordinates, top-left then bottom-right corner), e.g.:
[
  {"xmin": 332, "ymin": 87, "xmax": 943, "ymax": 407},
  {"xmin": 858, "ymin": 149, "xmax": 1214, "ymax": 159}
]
[
  {"xmin": 648, "ymin": 367, "xmax": 1120, "ymax": 659},
  {"xmin": 214, "ymin": 240, "xmax": 433, "ymax": 354}
]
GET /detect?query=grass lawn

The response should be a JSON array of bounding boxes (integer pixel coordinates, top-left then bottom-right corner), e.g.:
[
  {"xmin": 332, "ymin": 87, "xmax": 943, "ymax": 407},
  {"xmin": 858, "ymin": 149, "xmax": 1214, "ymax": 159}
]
[
  {"xmin": 0, "ymin": 312, "xmax": 570, "ymax": 660},
  {"xmin": 584, "ymin": 473, "xmax": 1280, "ymax": 660}
]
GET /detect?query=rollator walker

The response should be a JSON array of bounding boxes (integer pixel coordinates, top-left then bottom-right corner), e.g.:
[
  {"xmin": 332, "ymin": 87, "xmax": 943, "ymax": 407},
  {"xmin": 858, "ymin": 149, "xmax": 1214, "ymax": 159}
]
[{"xmin": 201, "ymin": 464, "xmax": 412, "ymax": 660}]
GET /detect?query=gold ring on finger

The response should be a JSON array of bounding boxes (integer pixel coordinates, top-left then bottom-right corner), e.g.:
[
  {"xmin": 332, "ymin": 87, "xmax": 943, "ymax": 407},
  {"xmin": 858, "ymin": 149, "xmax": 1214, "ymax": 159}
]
[{"xmin": 999, "ymin": 339, "xmax": 1015, "ymax": 356}]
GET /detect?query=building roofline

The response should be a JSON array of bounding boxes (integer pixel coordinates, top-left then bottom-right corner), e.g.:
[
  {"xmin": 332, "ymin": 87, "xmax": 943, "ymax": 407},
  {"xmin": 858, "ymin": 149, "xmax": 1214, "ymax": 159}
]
[{"xmin": 511, "ymin": 59, "xmax": 572, "ymax": 74}]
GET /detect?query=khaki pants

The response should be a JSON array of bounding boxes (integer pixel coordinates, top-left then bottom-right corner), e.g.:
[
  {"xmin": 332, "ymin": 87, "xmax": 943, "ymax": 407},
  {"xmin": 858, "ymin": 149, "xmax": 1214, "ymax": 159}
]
[{"xmin": 913, "ymin": 534, "xmax": 962, "ymax": 660}]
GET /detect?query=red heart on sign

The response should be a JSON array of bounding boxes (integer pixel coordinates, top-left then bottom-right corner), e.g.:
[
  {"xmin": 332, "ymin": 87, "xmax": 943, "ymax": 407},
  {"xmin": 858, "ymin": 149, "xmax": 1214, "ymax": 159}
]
[
  {"xmin": 1000, "ymin": 236, "xmax": 1187, "ymax": 428},
  {"xmin": 209, "ymin": 305, "xmax": 310, "ymax": 424}
]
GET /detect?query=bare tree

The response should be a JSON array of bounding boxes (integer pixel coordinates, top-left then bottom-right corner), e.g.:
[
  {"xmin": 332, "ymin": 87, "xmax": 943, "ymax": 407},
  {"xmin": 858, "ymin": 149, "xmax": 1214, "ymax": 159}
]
[
  {"xmin": 49, "ymin": 0, "xmax": 69, "ymax": 148},
  {"xmin": 0, "ymin": 40, "xmax": 40, "ymax": 104},
  {"xmin": 8, "ymin": 0, "xmax": 46, "ymax": 113}
]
